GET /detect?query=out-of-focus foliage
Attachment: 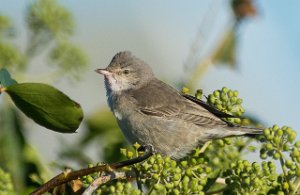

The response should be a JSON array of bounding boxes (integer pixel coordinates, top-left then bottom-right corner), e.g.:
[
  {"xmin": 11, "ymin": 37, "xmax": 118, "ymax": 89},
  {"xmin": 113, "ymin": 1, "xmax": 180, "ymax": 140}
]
[
  {"xmin": 0, "ymin": 168, "xmax": 14, "ymax": 195},
  {"xmin": 0, "ymin": 16, "xmax": 24, "ymax": 69},
  {"xmin": 184, "ymin": 0, "xmax": 258, "ymax": 91},
  {"xmin": 50, "ymin": 41, "xmax": 88, "ymax": 78},
  {"xmin": 0, "ymin": 105, "xmax": 48, "ymax": 193},
  {"xmin": 58, "ymin": 108, "xmax": 126, "ymax": 165},
  {"xmin": 0, "ymin": 15, "xmax": 14, "ymax": 37},
  {"xmin": 26, "ymin": 0, "xmax": 74, "ymax": 56},
  {"xmin": 211, "ymin": 29, "xmax": 237, "ymax": 68},
  {"xmin": 231, "ymin": 0, "xmax": 257, "ymax": 21},
  {"xmin": 0, "ymin": 0, "xmax": 88, "ymax": 194}
]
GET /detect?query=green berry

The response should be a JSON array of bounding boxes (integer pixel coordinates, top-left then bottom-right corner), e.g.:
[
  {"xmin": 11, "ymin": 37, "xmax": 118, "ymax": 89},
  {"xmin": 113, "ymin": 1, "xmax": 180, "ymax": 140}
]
[
  {"xmin": 283, "ymin": 182, "xmax": 289, "ymax": 190},
  {"xmin": 292, "ymin": 148, "xmax": 300, "ymax": 157},
  {"xmin": 181, "ymin": 161, "xmax": 188, "ymax": 167},
  {"xmin": 172, "ymin": 189, "xmax": 180, "ymax": 195},
  {"xmin": 234, "ymin": 118, "xmax": 241, "ymax": 124},
  {"xmin": 195, "ymin": 89, "xmax": 203, "ymax": 99},
  {"xmin": 182, "ymin": 87, "xmax": 190, "ymax": 94},
  {"xmin": 263, "ymin": 128, "xmax": 270, "ymax": 136},
  {"xmin": 276, "ymin": 129, "xmax": 283, "ymax": 136},
  {"xmin": 222, "ymin": 87, "xmax": 228, "ymax": 93},
  {"xmin": 283, "ymin": 144, "xmax": 290, "ymax": 151},
  {"xmin": 153, "ymin": 173, "xmax": 159, "ymax": 180},
  {"xmin": 273, "ymin": 152, "xmax": 281, "ymax": 160},
  {"xmin": 149, "ymin": 157, "xmax": 155, "ymax": 164},
  {"xmin": 86, "ymin": 175, "xmax": 94, "ymax": 184},
  {"xmin": 288, "ymin": 132, "xmax": 297, "ymax": 143},
  {"xmin": 296, "ymin": 169, "xmax": 300, "ymax": 176},
  {"xmin": 213, "ymin": 90, "xmax": 220, "ymax": 98},
  {"xmin": 286, "ymin": 160, "xmax": 293, "ymax": 169},
  {"xmin": 273, "ymin": 137, "xmax": 281, "ymax": 145},
  {"xmin": 109, "ymin": 186, "xmax": 116, "ymax": 193},
  {"xmin": 230, "ymin": 97, "xmax": 237, "ymax": 103},
  {"xmin": 236, "ymin": 98, "xmax": 243, "ymax": 105},
  {"xmin": 208, "ymin": 95, "xmax": 215, "ymax": 104},
  {"xmin": 265, "ymin": 143, "xmax": 273, "ymax": 150},
  {"xmin": 186, "ymin": 168, "xmax": 193, "ymax": 176},
  {"xmin": 227, "ymin": 90, "xmax": 234, "ymax": 98},
  {"xmin": 220, "ymin": 94, "xmax": 227, "ymax": 101},
  {"xmin": 173, "ymin": 174, "xmax": 181, "ymax": 181},
  {"xmin": 170, "ymin": 161, "xmax": 177, "ymax": 168},
  {"xmin": 205, "ymin": 166, "xmax": 212, "ymax": 174},
  {"xmin": 165, "ymin": 182, "xmax": 174, "ymax": 189},
  {"xmin": 272, "ymin": 125, "xmax": 280, "ymax": 131},
  {"xmin": 233, "ymin": 90, "xmax": 239, "ymax": 97},
  {"xmin": 154, "ymin": 183, "xmax": 163, "ymax": 190}
]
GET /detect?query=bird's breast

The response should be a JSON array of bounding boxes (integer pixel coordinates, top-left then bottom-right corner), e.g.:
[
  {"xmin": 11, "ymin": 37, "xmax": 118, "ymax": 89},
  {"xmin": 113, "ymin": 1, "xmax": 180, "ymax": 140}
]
[{"xmin": 113, "ymin": 108, "xmax": 123, "ymax": 120}]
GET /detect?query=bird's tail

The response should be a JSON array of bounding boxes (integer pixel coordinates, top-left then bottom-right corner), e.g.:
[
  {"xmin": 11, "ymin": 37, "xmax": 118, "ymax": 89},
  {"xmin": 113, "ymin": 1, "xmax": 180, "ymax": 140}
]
[{"xmin": 235, "ymin": 126, "xmax": 264, "ymax": 138}]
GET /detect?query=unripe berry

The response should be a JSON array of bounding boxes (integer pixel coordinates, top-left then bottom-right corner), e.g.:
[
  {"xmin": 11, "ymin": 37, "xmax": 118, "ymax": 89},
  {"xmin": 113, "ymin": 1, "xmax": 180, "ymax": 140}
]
[
  {"xmin": 213, "ymin": 90, "xmax": 220, "ymax": 98},
  {"xmin": 273, "ymin": 152, "xmax": 280, "ymax": 160},
  {"xmin": 222, "ymin": 87, "xmax": 228, "ymax": 93},
  {"xmin": 286, "ymin": 160, "xmax": 293, "ymax": 168},
  {"xmin": 296, "ymin": 169, "xmax": 300, "ymax": 177},
  {"xmin": 153, "ymin": 173, "xmax": 159, "ymax": 180},
  {"xmin": 265, "ymin": 143, "xmax": 273, "ymax": 150},
  {"xmin": 292, "ymin": 148, "xmax": 300, "ymax": 157},
  {"xmin": 263, "ymin": 128, "xmax": 270, "ymax": 136}
]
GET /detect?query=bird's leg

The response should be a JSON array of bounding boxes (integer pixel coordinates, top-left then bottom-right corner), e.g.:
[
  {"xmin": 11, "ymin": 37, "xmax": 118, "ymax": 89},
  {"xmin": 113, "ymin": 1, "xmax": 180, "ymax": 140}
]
[{"xmin": 137, "ymin": 144, "xmax": 154, "ymax": 154}]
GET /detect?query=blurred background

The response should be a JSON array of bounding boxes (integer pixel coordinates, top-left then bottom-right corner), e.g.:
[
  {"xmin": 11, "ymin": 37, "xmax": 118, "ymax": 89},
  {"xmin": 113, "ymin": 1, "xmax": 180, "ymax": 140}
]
[{"xmin": 1, "ymin": 0, "xmax": 300, "ymax": 193}]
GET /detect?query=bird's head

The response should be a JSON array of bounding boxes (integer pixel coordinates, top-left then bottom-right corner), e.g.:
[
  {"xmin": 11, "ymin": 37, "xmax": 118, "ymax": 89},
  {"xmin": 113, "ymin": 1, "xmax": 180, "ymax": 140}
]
[{"xmin": 96, "ymin": 51, "xmax": 154, "ymax": 93}]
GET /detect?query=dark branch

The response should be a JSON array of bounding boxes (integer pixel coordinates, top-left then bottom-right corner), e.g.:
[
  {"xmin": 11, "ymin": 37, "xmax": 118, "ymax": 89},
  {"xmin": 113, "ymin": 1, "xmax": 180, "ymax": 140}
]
[{"xmin": 30, "ymin": 145, "xmax": 153, "ymax": 195}]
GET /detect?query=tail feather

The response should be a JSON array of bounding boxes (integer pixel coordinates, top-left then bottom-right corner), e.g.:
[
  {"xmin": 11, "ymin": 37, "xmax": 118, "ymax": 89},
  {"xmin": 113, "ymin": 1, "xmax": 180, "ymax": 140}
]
[{"xmin": 235, "ymin": 126, "xmax": 264, "ymax": 138}]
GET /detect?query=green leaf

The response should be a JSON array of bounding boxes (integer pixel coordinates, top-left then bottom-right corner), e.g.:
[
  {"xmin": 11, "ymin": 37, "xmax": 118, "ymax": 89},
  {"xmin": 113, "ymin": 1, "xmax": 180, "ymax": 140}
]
[
  {"xmin": 5, "ymin": 83, "xmax": 83, "ymax": 133},
  {"xmin": 0, "ymin": 68, "xmax": 17, "ymax": 87}
]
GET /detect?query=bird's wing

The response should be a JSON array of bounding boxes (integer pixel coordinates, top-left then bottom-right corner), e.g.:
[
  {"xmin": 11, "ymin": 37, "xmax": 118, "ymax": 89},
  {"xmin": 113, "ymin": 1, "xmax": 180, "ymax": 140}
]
[
  {"xmin": 129, "ymin": 79, "xmax": 228, "ymax": 127},
  {"xmin": 182, "ymin": 94, "xmax": 236, "ymax": 118}
]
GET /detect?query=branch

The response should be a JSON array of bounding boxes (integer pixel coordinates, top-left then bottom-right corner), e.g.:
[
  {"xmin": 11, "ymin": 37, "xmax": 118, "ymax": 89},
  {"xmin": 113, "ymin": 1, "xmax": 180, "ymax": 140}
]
[
  {"xmin": 82, "ymin": 170, "xmax": 128, "ymax": 195},
  {"xmin": 30, "ymin": 145, "xmax": 153, "ymax": 195}
]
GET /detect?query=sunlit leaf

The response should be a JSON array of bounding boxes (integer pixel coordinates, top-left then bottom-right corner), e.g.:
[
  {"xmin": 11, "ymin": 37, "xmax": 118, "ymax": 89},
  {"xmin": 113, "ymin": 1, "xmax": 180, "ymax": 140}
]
[
  {"xmin": 5, "ymin": 83, "xmax": 83, "ymax": 133},
  {"xmin": 0, "ymin": 68, "xmax": 17, "ymax": 87}
]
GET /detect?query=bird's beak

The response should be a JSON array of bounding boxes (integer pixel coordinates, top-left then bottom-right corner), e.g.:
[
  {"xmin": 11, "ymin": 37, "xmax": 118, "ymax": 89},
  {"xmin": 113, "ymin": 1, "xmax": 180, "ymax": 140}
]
[{"xmin": 95, "ymin": 68, "xmax": 111, "ymax": 76}]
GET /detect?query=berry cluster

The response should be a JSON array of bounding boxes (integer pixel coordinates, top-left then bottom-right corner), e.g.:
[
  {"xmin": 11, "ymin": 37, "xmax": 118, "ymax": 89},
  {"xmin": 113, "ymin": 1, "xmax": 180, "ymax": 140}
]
[
  {"xmin": 78, "ymin": 87, "xmax": 300, "ymax": 194},
  {"xmin": 223, "ymin": 160, "xmax": 278, "ymax": 194},
  {"xmin": 259, "ymin": 125, "xmax": 300, "ymax": 193}
]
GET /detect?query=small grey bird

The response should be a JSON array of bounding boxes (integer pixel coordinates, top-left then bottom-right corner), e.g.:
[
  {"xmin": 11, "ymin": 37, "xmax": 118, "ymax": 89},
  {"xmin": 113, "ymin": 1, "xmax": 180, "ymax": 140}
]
[{"xmin": 96, "ymin": 51, "xmax": 262, "ymax": 159}]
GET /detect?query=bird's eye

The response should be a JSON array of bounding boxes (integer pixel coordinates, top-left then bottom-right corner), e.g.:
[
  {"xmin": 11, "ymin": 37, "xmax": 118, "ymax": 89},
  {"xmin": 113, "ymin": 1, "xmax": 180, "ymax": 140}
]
[{"xmin": 123, "ymin": 70, "xmax": 130, "ymax": 75}]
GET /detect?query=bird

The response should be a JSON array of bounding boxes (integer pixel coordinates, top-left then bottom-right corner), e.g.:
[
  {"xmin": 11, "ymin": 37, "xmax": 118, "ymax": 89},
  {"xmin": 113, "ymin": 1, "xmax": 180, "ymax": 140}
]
[{"xmin": 95, "ymin": 51, "xmax": 262, "ymax": 159}]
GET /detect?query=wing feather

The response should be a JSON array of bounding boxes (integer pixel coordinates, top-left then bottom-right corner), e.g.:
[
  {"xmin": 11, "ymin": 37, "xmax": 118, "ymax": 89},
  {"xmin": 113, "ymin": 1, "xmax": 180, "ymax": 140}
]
[{"xmin": 129, "ymin": 79, "xmax": 228, "ymax": 127}]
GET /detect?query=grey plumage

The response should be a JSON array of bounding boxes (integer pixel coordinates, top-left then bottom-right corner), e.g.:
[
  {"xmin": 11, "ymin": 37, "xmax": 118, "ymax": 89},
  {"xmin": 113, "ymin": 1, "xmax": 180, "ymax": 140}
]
[{"xmin": 96, "ymin": 51, "xmax": 262, "ymax": 159}]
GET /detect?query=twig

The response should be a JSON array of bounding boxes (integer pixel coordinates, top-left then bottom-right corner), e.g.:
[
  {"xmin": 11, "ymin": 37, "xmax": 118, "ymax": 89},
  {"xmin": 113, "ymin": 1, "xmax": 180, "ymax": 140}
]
[
  {"xmin": 30, "ymin": 145, "xmax": 153, "ymax": 195},
  {"xmin": 83, "ymin": 171, "xmax": 126, "ymax": 195},
  {"xmin": 206, "ymin": 178, "xmax": 227, "ymax": 195},
  {"xmin": 199, "ymin": 140, "xmax": 212, "ymax": 154},
  {"xmin": 216, "ymin": 177, "xmax": 226, "ymax": 185}
]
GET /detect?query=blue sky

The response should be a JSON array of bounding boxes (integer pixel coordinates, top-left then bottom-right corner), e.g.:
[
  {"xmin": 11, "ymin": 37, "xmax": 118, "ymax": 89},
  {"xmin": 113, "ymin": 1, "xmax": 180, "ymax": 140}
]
[{"xmin": 1, "ymin": 1, "xmax": 300, "ymax": 162}]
